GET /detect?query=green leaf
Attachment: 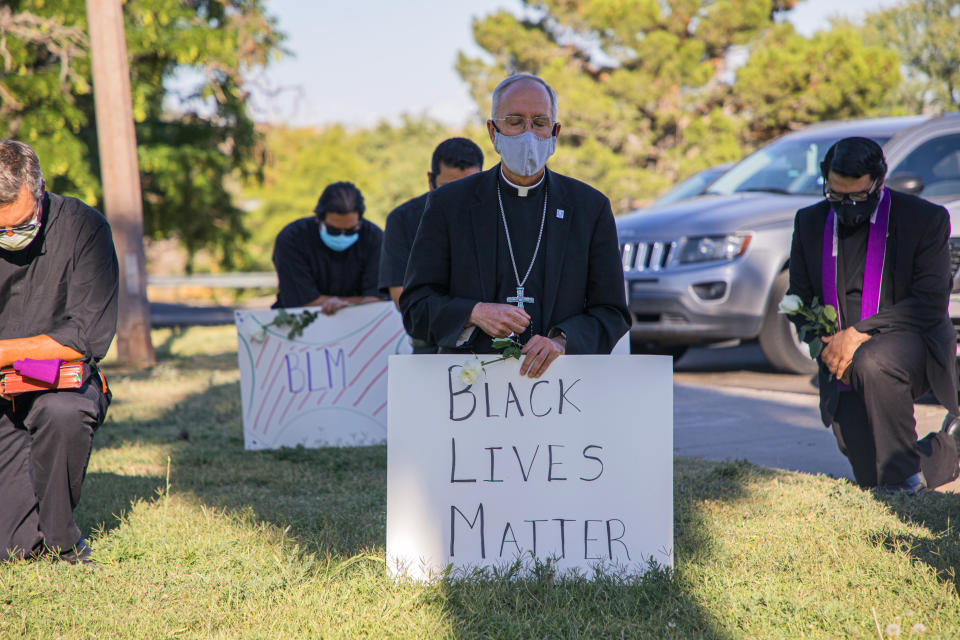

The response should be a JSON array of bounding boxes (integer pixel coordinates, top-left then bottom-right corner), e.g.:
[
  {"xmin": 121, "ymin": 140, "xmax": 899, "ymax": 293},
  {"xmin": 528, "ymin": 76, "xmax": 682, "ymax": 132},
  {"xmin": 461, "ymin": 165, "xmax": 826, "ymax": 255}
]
[
  {"xmin": 809, "ymin": 339, "xmax": 824, "ymax": 360},
  {"xmin": 502, "ymin": 346, "xmax": 523, "ymax": 360}
]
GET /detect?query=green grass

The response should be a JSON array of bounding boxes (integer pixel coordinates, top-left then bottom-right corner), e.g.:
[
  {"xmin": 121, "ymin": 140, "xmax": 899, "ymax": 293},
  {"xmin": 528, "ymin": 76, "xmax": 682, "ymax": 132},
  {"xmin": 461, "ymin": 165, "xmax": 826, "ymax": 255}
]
[{"xmin": 3, "ymin": 326, "xmax": 960, "ymax": 638}]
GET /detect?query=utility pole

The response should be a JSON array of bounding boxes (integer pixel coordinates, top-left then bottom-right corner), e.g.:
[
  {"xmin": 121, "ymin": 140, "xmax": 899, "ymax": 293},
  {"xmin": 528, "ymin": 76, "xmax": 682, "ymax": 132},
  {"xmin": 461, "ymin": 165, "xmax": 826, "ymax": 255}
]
[{"xmin": 85, "ymin": 0, "xmax": 155, "ymax": 365}]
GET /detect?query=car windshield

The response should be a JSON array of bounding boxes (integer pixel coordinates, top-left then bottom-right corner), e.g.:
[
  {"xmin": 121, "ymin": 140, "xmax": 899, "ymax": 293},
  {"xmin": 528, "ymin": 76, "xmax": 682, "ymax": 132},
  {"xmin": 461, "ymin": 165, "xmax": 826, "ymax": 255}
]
[
  {"xmin": 706, "ymin": 135, "xmax": 892, "ymax": 196},
  {"xmin": 654, "ymin": 166, "xmax": 729, "ymax": 206}
]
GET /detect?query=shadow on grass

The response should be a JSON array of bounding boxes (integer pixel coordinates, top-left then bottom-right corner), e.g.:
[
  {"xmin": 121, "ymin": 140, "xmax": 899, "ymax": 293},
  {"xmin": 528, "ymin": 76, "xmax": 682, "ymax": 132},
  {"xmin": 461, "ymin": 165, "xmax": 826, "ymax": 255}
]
[
  {"xmin": 100, "ymin": 352, "xmax": 240, "ymax": 385},
  {"xmin": 872, "ymin": 490, "xmax": 960, "ymax": 591},
  {"xmin": 78, "ymin": 370, "xmax": 768, "ymax": 639},
  {"xmin": 79, "ymin": 378, "xmax": 388, "ymax": 558},
  {"xmin": 77, "ymin": 471, "xmax": 166, "ymax": 536},
  {"xmin": 431, "ymin": 459, "xmax": 764, "ymax": 639}
]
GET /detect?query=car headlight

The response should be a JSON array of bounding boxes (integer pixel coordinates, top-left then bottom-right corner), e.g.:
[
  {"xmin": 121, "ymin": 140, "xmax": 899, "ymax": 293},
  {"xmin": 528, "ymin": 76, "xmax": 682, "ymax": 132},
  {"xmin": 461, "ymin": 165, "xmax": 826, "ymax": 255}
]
[{"xmin": 675, "ymin": 234, "xmax": 751, "ymax": 264}]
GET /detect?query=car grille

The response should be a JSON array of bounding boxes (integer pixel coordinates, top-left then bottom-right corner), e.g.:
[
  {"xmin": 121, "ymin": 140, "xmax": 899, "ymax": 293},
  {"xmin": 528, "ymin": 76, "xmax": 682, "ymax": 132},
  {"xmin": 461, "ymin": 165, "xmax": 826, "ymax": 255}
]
[
  {"xmin": 950, "ymin": 238, "xmax": 960, "ymax": 277},
  {"xmin": 621, "ymin": 241, "xmax": 676, "ymax": 272}
]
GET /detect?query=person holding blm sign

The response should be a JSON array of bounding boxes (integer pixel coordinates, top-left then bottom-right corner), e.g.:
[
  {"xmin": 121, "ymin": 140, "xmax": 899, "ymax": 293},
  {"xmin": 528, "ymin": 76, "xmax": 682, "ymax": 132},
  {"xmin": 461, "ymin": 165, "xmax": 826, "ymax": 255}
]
[
  {"xmin": 379, "ymin": 137, "xmax": 484, "ymax": 353},
  {"xmin": 0, "ymin": 141, "xmax": 118, "ymax": 563},
  {"xmin": 400, "ymin": 74, "xmax": 630, "ymax": 377},
  {"xmin": 272, "ymin": 181, "xmax": 384, "ymax": 313},
  {"xmin": 786, "ymin": 137, "xmax": 960, "ymax": 494}
]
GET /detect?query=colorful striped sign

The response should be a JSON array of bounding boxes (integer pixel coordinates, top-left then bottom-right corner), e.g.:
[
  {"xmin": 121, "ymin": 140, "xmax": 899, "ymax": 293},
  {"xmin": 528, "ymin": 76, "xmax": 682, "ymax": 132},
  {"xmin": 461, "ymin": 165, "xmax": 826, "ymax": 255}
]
[{"xmin": 235, "ymin": 302, "xmax": 411, "ymax": 449}]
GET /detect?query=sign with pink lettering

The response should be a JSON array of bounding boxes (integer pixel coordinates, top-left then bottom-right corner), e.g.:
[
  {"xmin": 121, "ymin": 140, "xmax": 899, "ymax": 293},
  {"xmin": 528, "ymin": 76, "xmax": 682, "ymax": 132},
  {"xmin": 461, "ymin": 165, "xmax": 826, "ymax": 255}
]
[
  {"xmin": 235, "ymin": 302, "xmax": 411, "ymax": 449},
  {"xmin": 386, "ymin": 355, "xmax": 673, "ymax": 581}
]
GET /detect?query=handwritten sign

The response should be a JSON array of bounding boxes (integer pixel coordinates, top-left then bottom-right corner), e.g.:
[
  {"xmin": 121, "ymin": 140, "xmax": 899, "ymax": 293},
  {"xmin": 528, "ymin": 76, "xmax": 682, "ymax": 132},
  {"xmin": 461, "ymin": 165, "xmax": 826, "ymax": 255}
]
[
  {"xmin": 386, "ymin": 355, "xmax": 673, "ymax": 581},
  {"xmin": 235, "ymin": 302, "xmax": 411, "ymax": 449}
]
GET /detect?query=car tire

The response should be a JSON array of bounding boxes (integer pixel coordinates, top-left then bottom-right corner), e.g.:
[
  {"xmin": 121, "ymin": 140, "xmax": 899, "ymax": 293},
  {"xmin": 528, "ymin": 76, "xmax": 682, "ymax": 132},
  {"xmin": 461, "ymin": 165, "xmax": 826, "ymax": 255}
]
[{"xmin": 758, "ymin": 270, "xmax": 818, "ymax": 374}]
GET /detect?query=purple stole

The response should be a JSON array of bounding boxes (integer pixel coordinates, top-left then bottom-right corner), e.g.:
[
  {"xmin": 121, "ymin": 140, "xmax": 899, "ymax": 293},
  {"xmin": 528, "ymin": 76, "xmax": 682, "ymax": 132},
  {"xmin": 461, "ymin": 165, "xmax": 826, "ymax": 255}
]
[{"xmin": 821, "ymin": 187, "xmax": 891, "ymax": 390}]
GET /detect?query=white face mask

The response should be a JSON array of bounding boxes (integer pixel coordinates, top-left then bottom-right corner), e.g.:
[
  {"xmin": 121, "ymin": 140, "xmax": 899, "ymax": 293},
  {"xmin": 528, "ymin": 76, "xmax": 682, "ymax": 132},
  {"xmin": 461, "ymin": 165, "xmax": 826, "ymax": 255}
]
[
  {"xmin": 0, "ymin": 201, "xmax": 41, "ymax": 252},
  {"xmin": 493, "ymin": 130, "xmax": 556, "ymax": 177}
]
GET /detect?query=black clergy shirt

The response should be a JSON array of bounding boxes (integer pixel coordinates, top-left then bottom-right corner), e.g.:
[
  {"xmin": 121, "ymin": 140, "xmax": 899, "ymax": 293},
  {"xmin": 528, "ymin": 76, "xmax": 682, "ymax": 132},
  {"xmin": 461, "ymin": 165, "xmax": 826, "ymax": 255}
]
[
  {"xmin": 493, "ymin": 171, "xmax": 547, "ymax": 345},
  {"xmin": 837, "ymin": 220, "xmax": 894, "ymax": 330},
  {"xmin": 272, "ymin": 217, "xmax": 383, "ymax": 309},
  {"xmin": 378, "ymin": 192, "xmax": 429, "ymax": 294},
  {"xmin": 0, "ymin": 192, "xmax": 119, "ymax": 363}
]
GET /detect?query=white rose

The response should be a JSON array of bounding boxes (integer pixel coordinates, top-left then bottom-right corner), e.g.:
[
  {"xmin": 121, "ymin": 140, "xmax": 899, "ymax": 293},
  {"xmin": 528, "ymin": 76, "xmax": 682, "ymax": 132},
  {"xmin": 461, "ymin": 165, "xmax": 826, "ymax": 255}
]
[
  {"xmin": 777, "ymin": 294, "xmax": 803, "ymax": 315},
  {"xmin": 250, "ymin": 326, "xmax": 268, "ymax": 343},
  {"xmin": 459, "ymin": 358, "xmax": 484, "ymax": 386}
]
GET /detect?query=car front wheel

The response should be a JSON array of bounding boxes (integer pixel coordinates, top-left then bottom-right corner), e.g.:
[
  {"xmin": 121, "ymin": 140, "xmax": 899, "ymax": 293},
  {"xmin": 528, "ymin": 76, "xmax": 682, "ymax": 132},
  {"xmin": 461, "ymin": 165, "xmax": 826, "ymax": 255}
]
[{"xmin": 758, "ymin": 270, "xmax": 818, "ymax": 375}]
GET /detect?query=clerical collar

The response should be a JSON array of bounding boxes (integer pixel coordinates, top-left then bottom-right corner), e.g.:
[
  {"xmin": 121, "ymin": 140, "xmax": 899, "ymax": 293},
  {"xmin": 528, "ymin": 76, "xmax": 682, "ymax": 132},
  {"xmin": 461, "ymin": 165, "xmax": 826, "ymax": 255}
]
[{"xmin": 499, "ymin": 166, "xmax": 545, "ymax": 198}]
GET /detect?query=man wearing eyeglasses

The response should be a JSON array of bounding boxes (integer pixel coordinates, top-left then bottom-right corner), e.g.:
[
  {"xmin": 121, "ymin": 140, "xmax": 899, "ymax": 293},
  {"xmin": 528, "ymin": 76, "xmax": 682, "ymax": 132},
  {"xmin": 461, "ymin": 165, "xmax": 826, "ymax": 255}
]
[
  {"xmin": 400, "ymin": 74, "xmax": 629, "ymax": 378},
  {"xmin": 787, "ymin": 136, "xmax": 959, "ymax": 494},
  {"xmin": 0, "ymin": 140, "xmax": 118, "ymax": 562},
  {"xmin": 272, "ymin": 181, "xmax": 384, "ymax": 314}
]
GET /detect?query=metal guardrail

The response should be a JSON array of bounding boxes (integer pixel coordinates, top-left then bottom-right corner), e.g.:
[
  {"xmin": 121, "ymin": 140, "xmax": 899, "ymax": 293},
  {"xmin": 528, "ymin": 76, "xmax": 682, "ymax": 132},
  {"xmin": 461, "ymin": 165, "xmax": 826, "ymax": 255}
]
[{"xmin": 147, "ymin": 272, "xmax": 278, "ymax": 288}]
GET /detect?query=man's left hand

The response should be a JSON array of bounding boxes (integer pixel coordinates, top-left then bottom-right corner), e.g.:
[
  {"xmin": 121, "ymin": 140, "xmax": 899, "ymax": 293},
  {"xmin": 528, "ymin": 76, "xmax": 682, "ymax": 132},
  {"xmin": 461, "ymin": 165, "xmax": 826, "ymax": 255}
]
[
  {"xmin": 821, "ymin": 327, "xmax": 871, "ymax": 381},
  {"xmin": 321, "ymin": 297, "xmax": 349, "ymax": 315},
  {"xmin": 519, "ymin": 334, "xmax": 565, "ymax": 378}
]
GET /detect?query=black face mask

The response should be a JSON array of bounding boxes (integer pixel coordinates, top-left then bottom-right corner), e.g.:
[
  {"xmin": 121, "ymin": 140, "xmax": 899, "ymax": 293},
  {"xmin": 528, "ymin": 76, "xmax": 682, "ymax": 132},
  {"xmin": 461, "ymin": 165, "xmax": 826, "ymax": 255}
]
[{"xmin": 834, "ymin": 189, "xmax": 881, "ymax": 228}]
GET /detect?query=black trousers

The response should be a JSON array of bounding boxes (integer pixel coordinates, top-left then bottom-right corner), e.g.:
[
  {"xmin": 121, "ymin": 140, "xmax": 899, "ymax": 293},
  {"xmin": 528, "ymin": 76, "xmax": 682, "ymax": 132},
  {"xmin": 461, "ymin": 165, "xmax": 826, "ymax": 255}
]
[
  {"xmin": 0, "ymin": 381, "xmax": 108, "ymax": 560},
  {"xmin": 831, "ymin": 331, "xmax": 958, "ymax": 489}
]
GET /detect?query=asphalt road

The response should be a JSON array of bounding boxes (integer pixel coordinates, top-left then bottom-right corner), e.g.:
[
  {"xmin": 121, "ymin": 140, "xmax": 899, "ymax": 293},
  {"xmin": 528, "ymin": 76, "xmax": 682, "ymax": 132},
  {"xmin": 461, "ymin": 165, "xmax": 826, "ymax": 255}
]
[{"xmin": 673, "ymin": 341, "xmax": 960, "ymax": 492}]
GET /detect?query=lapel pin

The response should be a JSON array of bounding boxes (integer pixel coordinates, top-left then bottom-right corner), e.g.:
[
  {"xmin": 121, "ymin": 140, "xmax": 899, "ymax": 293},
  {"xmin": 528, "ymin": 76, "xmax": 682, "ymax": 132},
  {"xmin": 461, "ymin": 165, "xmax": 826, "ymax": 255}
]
[{"xmin": 556, "ymin": 209, "xmax": 565, "ymax": 219}]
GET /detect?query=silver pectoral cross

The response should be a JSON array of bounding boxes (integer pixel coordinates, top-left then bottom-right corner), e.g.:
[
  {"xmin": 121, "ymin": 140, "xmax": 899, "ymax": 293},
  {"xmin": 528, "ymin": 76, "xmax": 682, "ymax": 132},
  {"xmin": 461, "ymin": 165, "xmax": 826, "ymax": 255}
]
[{"xmin": 506, "ymin": 286, "xmax": 534, "ymax": 309}]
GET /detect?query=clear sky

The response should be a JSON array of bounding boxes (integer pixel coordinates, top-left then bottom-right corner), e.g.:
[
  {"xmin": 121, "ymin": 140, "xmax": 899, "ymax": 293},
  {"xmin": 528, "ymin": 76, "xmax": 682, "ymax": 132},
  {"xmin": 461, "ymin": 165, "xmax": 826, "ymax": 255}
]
[{"xmin": 251, "ymin": 0, "xmax": 904, "ymax": 128}]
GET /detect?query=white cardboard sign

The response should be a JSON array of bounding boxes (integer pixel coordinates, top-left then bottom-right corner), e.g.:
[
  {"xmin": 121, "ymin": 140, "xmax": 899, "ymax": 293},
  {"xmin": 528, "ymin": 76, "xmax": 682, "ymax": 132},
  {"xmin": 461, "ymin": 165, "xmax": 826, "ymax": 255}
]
[
  {"xmin": 386, "ymin": 355, "xmax": 673, "ymax": 581},
  {"xmin": 235, "ymin": 302, "xmax": 411, "ymax": 449}
]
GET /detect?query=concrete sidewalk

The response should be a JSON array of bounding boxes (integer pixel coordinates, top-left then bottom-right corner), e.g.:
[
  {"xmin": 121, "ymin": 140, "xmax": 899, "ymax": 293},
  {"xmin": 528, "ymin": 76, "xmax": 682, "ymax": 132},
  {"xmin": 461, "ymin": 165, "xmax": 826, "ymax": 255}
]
[{"xmin": 673, "ymin": 379, "xmax": 960, "ymax": 493}]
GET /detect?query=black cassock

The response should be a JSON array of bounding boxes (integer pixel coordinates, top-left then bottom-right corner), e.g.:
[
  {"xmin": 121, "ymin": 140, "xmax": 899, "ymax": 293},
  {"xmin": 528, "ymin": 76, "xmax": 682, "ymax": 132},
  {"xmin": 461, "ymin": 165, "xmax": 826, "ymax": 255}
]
[{"xmin": 399, "ymin": 165, "xmax": 630, "ymax": 355}]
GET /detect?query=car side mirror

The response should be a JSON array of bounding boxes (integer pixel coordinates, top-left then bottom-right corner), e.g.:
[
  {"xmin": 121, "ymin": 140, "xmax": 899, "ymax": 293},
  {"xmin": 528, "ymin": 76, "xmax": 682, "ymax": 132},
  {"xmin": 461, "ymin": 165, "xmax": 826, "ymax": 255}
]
[{"xmin": 886, "ymin": 172, "xmax": 924, "ymax": 195}]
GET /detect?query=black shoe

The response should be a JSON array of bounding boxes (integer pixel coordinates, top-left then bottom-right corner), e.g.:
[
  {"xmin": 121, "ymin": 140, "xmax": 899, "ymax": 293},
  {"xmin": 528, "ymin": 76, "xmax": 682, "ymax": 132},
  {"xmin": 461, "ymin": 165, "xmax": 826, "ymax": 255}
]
[
  {"xmin": 875, "ymin": 471, "xmax": 927, "ymax": 496},
  {"xmin": 57, "ymin": 538, "xmax": 93, "ymax": 565},
  {"xmin": 942, "ymin": 413, "xmax": 960, "ymax": 449}
]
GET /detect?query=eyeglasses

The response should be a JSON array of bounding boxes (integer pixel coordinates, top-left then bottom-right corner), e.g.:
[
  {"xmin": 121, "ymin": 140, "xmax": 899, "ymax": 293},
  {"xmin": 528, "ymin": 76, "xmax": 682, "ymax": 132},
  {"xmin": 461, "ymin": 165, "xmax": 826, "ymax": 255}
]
[
  {"xmin": 322, "ymin": 223, "xmax": 360, "ymax": 236},
  {"xmin": 823, "ymin": 179, "xmax": 880, "ymax": 204},
  {"xmin": 1, "ymin": 199, "xmax": 41, "ymax": 235},
  {"xmin": 491, "ymin": 115, "xmax": 555, "ymax": 136}
]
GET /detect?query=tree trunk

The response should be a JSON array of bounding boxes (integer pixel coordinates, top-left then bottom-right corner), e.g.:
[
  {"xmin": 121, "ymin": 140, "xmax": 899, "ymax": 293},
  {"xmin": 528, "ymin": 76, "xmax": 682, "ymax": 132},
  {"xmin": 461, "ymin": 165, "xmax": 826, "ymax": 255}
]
[{"xmin": 85, "ymin": 0, "xmax": 155, "ymax": 366}]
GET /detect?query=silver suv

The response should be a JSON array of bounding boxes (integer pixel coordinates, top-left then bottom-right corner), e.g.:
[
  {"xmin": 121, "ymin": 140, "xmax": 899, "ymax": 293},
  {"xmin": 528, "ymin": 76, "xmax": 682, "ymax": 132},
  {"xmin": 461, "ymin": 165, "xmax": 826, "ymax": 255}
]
[{"xmin": 616, "ymin": 114, "xmax": 960, "ymax": 373}]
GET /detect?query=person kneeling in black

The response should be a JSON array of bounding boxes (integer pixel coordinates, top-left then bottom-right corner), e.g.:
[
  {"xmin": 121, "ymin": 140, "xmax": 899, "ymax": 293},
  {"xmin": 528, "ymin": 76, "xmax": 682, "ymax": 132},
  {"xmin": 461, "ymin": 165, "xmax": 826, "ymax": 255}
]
[
  {"xmin": 0, "ymin": 140, "xmax": 118, "ymax": 563},
  {"xmin": 787, "ymin": 137, "xmax": 959, "ymax": 494},
  {"xmin": 272, "ymin": 181, "xmax": 384, "ymax": 313},
  {"xmin": 379, "ymin": 138, "xmax": 484, "ymax": 353}
]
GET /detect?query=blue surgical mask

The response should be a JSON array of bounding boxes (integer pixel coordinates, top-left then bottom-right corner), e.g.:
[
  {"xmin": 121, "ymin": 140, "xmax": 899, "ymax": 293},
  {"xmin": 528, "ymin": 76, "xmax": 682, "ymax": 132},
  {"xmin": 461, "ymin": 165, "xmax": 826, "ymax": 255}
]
[
  {"xmin": 493, "ymin": 130, "xmax": 556, "ymax": 177},
  {"xmin": 320, "ymin": 224, "xmax": 359, "ymax": 251}
]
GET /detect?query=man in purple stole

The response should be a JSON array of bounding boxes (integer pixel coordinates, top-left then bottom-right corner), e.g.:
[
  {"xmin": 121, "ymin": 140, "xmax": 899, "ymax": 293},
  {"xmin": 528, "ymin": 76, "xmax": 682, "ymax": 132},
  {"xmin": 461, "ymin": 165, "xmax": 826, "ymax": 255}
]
[{"xmin": 788, "ymin": 137, "xmax": 960, "ymax": 494}]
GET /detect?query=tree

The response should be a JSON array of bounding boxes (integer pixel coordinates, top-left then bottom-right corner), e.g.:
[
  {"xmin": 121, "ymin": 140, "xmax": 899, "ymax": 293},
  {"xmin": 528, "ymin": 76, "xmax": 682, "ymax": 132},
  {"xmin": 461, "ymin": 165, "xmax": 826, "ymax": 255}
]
[
  {"xmin": 456, "ymin": 0, "xmax": 900, "ymax": 211},
  {"xmin": 862, "ymin": 0, "xmax": 960, "ymax": 113},
  {"xmin": 0, "ymin": 0, "xmax": 284, "ymax": 270},
  {"xmin": 242, "ymin": 117, "xmax": 496, "ymax": 270},
  {"xmin": 735, "ymin": 24, "xmax": 900, "ymax": 140}
]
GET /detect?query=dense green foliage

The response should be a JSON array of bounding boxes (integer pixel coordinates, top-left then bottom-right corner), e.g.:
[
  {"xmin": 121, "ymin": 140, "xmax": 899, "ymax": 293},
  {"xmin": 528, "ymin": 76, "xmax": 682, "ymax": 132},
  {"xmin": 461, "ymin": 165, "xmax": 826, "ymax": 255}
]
[
  {"xmin": 862, "ymin": 0, "xmax": 960, "ymax": 113},
  {"xmin": 0, "ymin": 0, "xmax": 283, "ymax": 270},
  {"xmin": 241, "ymin": 117, "xmax": 497, "ymax": 269}
]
